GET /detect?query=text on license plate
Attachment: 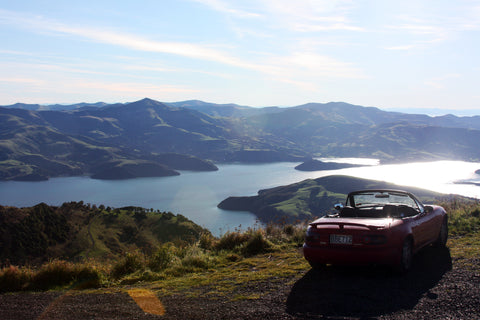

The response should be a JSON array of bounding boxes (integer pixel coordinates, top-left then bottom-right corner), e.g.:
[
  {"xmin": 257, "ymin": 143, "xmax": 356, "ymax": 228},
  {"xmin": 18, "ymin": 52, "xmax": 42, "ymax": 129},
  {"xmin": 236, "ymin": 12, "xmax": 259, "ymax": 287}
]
[{"xmin": 330, "ymin": 234, "xmax": 352, "ymax": 245}]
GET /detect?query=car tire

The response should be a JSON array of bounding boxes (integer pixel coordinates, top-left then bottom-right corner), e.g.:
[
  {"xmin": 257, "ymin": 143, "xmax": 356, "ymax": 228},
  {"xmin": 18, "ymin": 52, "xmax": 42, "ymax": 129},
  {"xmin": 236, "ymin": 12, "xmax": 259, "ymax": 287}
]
[
  {"xmin": 434, "ymin": 217, "xmax": 448, "ymax": 248},
  {"xmin": 396, "ymin": 238, "xmax": 413, "ymax": 274}
]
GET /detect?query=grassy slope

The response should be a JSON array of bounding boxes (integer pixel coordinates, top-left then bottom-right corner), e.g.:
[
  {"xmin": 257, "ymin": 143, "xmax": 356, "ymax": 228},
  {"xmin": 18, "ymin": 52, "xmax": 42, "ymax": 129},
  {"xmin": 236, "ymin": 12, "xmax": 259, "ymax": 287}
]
[
  {"xmin": 1, "ymin": 199, "xmax": 478, "ymax": 295},
  {"xmin": 144, "ymin": 208, "xmax": 480, "ymax": 302},
  {"xmin": 0, "ymin": 203, "xmax": 209, "ymax": 265},
  {"xmin": 220, "ymin": 175, "xmax": 454, "ymax": 223}
]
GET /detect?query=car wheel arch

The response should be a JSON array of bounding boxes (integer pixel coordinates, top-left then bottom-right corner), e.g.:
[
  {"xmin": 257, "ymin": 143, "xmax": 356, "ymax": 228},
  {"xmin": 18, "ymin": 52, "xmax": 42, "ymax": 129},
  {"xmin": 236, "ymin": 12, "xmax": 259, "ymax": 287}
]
[
  {"xmin": 396, "ymin": 235, "xmax": 414, "ymax": 274},
  {"xmin": 434, "ymin": 215, "xmax": 448, "ymax": 247},
  {"xmin": 404, "ymin": 234, "xmax": 417, "ymax": 253}
]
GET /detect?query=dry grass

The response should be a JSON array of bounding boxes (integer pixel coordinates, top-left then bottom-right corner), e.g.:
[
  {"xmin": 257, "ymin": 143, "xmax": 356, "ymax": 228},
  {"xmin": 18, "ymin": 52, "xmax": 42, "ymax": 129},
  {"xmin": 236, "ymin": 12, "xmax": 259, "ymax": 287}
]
[{"xmin": 1, "ymin": 203, "xmax": 479, "ymax": 294}]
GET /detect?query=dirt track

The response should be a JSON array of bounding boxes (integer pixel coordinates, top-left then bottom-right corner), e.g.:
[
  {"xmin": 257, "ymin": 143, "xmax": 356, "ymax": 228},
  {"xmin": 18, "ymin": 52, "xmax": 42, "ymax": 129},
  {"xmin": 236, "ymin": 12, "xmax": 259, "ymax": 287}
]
[{"xmin": 1, "ymin": 246, "xmax": 479, "ymax": 320}]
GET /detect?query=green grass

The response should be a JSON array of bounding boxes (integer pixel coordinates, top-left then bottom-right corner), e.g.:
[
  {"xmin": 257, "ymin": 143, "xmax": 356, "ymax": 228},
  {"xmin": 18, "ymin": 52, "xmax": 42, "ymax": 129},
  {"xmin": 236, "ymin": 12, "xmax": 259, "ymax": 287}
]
[
  {"xmin": 439, "ymin": 198, "xmax": 480, "ymax": 236},
  {"xmin": 0, "ymin": 223, "xmax": 306, "ymax": 293},
  {"xmin": 448, "ymin": 235, "xmax": 480, "ymax": 262},
  {"xmin": 1, "ymin": 200, "xmax": 479, "ymax": 294}
]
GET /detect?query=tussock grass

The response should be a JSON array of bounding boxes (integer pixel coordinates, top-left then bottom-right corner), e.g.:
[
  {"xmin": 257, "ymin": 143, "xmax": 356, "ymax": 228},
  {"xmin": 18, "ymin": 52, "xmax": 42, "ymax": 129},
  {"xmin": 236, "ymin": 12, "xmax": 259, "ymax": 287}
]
[
  {"xmin": 0, "ymin": 222, "xmax": 307, "ymax": 293},
  {"xmin": 439, "ymin": 198, "xmax": 480, "ymax": 235},
  {"xmin": 0, "ymin": 265, "xmax": 32, "ymax": 292},
  {"xmin": 111, "ymin": 251, "xmax": 145, "ymax": 279},
  {"xmin": 439, "ymin": 198, "xmax": 480, "ymax": 265},
  {"xmin": 147, "ymin": 244, "xmax": 175, "ymax": 272},
  {"xmin": 214, "ymin": 231, "xmax": 250, "ymax": 251},
  {"xmin": 1, "ymin": 199, "xmax": 479, "ymax": 294},
  {"xmin": 0, "ymin": 259, "xmax": 104, "ymax": 292}
]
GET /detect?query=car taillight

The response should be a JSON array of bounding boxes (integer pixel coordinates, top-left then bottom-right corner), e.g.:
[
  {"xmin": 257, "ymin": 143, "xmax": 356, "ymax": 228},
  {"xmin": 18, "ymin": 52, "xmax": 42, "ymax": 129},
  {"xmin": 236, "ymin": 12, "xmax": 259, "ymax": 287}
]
[
  {"xmin": 362, "ymin": 235, "xmax": 387, "ymax": 245},
  {"xmin": 305, "ymin": 226, "xmax": 316, "ymax": 240},
  {"xmin": 305, "ymin": 226, "xmax": 323, "ymax": 243}
]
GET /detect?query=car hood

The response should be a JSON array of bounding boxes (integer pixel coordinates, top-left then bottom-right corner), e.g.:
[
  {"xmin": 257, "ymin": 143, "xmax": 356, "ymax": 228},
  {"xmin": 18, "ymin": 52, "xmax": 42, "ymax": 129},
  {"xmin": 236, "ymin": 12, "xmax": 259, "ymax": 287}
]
[{"xmin": 310, "ymin": 217, "xmax": 394, "ymax": 230}]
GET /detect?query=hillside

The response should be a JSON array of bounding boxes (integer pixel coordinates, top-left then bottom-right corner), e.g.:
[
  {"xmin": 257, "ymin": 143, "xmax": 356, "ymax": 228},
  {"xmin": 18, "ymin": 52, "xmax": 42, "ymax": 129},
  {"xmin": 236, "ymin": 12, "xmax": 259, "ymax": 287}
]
[
  {"xmin": 0, "ymin": 105, "xmax": 218, "ymax": 181},
  {"xmin": 0, "ymin": 199, "xmax": 479, "ymax": 319},
  {"xmin": 218, "ymin": 175, "xmax": 454, "ymax": 223},
  {"xmin": 2, "ymin": 98, "xmax": 480, "ymax": 180},
  {"xmin": 0, "ymin": 202, "xmax": 210, "ymax": 265}
]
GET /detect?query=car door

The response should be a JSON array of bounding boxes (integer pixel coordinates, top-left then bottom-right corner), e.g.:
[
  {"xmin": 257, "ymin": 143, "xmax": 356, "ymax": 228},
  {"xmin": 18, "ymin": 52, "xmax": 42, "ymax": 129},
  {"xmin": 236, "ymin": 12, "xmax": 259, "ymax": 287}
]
[
  {"xmin": 410, "ymin": 212, "xmax": 429, "ymax": 249},
  {"xmin": 422, "ymin": 209, "xmax": 443, "ymax": 244},
  {"xmin": 411, "ymin": 209, "xmax": 440, "ymax": 249}
]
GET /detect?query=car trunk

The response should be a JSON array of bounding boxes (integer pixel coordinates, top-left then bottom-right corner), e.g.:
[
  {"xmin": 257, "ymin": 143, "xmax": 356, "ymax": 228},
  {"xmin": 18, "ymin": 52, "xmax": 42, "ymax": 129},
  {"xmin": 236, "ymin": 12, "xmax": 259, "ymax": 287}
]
[{"xmin": 306, "ymin": 218, "xmax": 393, "ymax": 247}]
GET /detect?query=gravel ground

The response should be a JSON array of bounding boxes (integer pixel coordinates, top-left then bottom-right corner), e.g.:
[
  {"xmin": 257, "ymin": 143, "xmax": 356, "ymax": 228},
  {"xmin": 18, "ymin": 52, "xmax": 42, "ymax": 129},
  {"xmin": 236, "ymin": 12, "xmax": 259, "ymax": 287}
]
[{"xmin": 1, "ymin": 247, "xmax": 479, "ymax": 320}]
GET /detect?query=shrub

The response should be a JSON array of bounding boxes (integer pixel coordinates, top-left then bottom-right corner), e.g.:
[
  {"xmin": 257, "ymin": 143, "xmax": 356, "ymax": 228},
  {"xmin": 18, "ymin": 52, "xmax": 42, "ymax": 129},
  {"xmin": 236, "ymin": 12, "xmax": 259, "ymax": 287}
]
[
  {"xmin": 283, "ymin": 224, "xmax": 294, "ymax": 236},
  {"xmin": 31, "ymin": 259, "xmax": 102, "ymax": 290},
  {"xmin": 181, "ymin": 246, "xmax": 211, "ymax": 269},
  {"xmin": 111, "ymin": 251, "xmax": 144, "ymax": 279},
  {"xmin": 265, "ymin": 223, "xmax": 306, "ymax": 246},
  {"xmin": 215, "ymin": 231, "xmax": 249, "ymax": 251},
  {"xmin": 0, "ymin": 265, "xmax": 32, "ymax": 292},
  {"xmin": 198, "ymin": 232, "xmax": 215, "ymax": 250},
  {"xmin": 265, "ymin": 223, "xmax": 283, "ymax": 241},
  {"xmin": 444, "ymin": 201, "xmax": 480, "ymax": 236},
  {"xmin": 289, "ymin": 224, "xmax": 308, "ymax": 246},
  {"xmin": 147, "ymin": 245, "xmax": 174, "ymax": 272},
  {"xmin": 32, "ymin": 260, "xmax": 77, "ymax": 290},
  {"xmin": 73, "ymin": 265, "xmax": 103, "ymax": 289},
  {"xmin": 241, "ymin": 230, "xmax": 272, "ymax": 256}
]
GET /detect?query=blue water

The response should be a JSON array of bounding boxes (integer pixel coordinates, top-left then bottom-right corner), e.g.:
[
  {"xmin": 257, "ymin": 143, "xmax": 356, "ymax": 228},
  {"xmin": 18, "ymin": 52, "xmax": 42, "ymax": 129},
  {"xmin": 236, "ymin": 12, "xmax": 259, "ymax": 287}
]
[{"xmin": 1, "ymin": 160, "xmax": 479, "ymax": 235}]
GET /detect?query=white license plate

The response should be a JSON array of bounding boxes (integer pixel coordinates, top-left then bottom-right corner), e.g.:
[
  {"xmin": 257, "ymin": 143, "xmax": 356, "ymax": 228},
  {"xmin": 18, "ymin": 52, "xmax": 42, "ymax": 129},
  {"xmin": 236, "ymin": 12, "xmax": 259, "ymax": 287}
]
[{"xmin": 330, "ymin": 234, "xmax": 352, "ymax": 245}]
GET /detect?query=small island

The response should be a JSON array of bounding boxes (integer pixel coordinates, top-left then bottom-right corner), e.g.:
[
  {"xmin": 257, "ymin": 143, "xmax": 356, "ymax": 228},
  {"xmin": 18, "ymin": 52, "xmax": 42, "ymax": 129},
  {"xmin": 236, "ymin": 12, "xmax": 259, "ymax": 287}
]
[
  {"xmin": 91, "ymin": 161, "xmax": 180, "ymax": 180},
  {"xmin": 90, "ymin": 154, "xmax": 218, "ymax": 180},
  {"xmin": 295, "ymin": 159, "xmax": 364, "ymax": 171}
]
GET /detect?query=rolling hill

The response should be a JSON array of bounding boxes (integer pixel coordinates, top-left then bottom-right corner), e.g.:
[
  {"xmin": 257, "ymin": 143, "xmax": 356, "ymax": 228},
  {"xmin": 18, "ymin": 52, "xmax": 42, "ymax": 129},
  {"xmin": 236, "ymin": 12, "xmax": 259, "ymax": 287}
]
[
  {"xmin": 0, "ymin": 202, "xmax": 210, "ymax": 265},
  {"xmin": 218, "ymin": 175, "xmax": 455, "ymax": 224},
  {"xmin": 1, "ymin": 98, "xmax": 480, "ymax": 180}
]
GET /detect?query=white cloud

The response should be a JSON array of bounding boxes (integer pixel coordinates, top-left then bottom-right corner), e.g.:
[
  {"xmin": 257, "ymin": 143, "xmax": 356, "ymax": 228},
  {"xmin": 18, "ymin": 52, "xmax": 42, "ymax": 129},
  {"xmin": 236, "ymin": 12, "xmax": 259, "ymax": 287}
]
[
  {"xmin": 74, "ymin": 80, "xmax": 200, "ymax": 95},
  {"xmin": 385, "ymin": 2, "xmax": 480, "ymax": 47},
  {"xmin": 424, "ymin": 74, "xmax": 461, "ymax": 89},
  {"xmin": 190, "ymin": 0, "xmax": 262, "ymax": 18},
  {"xmin": 0, "ymin": 9, "xmax": 364, "ymax": 89},
  {"xmin": 0, "ymin": 9, "xmax": 251, "ymax": 68},
  {"xmin": 384, "ymin": 44, "xmax": 416, "ymax": 51},
  {"xmin": 190, "ymin": 0, "xmax": 364, "ymax": 33},
  {"xmin": 259, "ymin": 0, "xmax": 363, "ymax": 32},
  {"xmin": 267, "ymin": 52, "xmax": 365, "ymax": 79},
  {"xmin": 0, "ymin": 77, "xmax": 44, "ymax": 86}
]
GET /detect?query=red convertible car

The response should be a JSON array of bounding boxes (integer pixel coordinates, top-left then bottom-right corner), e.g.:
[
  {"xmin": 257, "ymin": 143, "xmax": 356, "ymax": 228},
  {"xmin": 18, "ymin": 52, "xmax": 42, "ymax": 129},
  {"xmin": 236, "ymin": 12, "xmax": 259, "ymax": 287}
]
[{"xmin": 303, "ymin": 189, "xmax": 448, "ymax": 273}]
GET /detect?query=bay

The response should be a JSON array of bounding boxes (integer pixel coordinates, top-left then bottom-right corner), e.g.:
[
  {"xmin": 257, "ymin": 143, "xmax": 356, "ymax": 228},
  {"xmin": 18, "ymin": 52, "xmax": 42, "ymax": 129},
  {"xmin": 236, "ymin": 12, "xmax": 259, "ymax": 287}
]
[{"xmin": 0, "ymin": 159, "xmax": 479, "ymax": 236}]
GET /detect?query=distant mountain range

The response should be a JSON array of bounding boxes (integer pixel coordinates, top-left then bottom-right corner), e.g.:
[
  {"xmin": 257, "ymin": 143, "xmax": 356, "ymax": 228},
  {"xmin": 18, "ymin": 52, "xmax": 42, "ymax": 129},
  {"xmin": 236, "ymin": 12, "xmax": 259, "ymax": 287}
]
[{"xmin": 1, "ymin": 98, "xmax": 480, "ymax": 181}]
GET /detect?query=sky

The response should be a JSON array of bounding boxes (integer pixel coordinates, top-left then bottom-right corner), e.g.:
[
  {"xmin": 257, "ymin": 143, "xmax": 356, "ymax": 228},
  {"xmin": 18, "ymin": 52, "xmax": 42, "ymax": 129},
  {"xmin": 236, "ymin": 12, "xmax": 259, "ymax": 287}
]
[{"xmin": 0, "ymin": 0, "xmax": 479, "ymax": 115}]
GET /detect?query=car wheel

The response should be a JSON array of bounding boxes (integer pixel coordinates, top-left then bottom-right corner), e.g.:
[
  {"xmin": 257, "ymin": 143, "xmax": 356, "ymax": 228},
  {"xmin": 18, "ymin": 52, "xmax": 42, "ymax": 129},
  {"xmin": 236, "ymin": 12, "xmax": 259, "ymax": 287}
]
[
  {"xmin": 397, "ymin": 238, "xmax": 413, "ymax": 274},
  {"xmin": 434, "ymin": 217, "xmax": 448, "ymax": 248}
]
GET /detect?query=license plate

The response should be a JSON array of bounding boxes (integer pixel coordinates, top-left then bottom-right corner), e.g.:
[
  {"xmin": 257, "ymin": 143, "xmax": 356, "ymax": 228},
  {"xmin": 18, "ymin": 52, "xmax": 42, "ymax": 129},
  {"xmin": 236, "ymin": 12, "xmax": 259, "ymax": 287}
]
[{"xmin": 330, "ymin": 234, "xmax": 352, "ymax": 245}]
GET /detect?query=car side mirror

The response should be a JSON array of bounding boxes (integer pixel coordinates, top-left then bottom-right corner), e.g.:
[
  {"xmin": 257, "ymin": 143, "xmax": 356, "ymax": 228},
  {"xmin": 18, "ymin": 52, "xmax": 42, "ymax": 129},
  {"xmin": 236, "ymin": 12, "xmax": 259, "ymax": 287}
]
[
  {"xmin": 424, "ymin": 205, "xmax": 433, "ymax": 214},
  {"xmin": 334, "ymin": 203, "xmax": 344, "ymax": 211}
]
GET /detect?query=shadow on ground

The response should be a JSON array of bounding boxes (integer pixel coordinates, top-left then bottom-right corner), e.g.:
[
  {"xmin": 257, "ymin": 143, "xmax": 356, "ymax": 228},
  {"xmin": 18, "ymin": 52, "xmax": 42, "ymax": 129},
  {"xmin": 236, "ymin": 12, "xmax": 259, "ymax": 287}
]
[{"xmin": 286, "ymin": 246, "xmax": 452, "ymax": 319}]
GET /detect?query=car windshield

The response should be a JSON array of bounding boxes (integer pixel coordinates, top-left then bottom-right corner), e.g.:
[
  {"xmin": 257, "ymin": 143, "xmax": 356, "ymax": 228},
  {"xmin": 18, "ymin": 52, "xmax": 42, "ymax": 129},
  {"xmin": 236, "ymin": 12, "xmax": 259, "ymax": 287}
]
[{"xmin": 347, "ymin": 191, "xmax": 418, "ymax": 209}]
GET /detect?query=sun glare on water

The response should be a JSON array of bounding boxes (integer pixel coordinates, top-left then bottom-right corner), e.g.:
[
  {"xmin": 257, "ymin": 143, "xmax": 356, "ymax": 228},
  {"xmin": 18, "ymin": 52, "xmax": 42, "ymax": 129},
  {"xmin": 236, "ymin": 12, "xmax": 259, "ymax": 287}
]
[{"xmin": 340, "ymin": 160, "xmax": 480, "ymax": 199}]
